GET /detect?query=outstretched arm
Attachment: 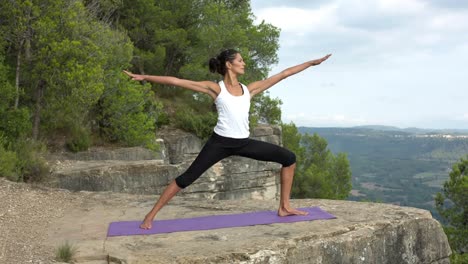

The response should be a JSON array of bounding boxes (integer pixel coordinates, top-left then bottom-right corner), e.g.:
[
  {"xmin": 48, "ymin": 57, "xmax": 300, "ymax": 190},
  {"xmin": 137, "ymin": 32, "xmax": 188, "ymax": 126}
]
[
  {"xmin": 123, "ymin": 70, "xmax": 220, "ymax": 99},
  {"xmin": 248, "ymin": 54, "xmax": 331, "ymax": 97}
]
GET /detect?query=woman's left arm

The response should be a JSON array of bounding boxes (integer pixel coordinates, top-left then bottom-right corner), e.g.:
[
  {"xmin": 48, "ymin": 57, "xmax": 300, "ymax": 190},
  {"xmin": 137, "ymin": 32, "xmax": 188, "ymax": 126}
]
[{"xmin": 248, "ymin": 54, "xmax": 332, "ymax": 97}]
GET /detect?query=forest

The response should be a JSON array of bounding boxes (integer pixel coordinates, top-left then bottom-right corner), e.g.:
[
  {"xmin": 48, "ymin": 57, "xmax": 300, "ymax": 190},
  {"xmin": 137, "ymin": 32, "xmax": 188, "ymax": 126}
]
[
  {"xmin": 0, "ymin": 0, "xmax": 284, "ymax": 181},
  {"xmin": 0, "ymin": 0, "xmax": 351, "ymax": 200}
]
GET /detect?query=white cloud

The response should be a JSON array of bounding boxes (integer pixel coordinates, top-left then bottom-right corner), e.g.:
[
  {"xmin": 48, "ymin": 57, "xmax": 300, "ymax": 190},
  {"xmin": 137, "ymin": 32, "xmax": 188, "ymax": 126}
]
[
  {"xmin": 377, "ymin": 0, "xmax": 427, "ymax": 14},
  {"xmin": 430, "ymin": 12, "xmax": 468, "ymax": 31},
  {"xmin": 255, "ymin": 4, "xmax": 338, "ymax": 35}
]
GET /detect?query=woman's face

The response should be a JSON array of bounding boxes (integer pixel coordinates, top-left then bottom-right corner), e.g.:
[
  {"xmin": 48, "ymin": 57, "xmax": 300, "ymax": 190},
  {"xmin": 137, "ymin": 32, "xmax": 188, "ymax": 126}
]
[{"xmin": 227, "ymin": 53, "xmax": 246, "ymax": 75}]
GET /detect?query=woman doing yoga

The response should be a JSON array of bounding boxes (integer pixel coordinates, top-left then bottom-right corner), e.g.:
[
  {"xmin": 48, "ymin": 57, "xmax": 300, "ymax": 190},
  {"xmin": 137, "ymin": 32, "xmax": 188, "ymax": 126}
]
[{"xmin": 123, "ymin": 49, "xmax": 331, "ymax": 229}]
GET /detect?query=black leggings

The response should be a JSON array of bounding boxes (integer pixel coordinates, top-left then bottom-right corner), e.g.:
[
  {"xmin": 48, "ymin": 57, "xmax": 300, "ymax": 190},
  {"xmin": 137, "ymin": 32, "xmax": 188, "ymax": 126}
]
[{"xmin": 175, "ymin": 132, "xmax": 296, "ymax": 188}]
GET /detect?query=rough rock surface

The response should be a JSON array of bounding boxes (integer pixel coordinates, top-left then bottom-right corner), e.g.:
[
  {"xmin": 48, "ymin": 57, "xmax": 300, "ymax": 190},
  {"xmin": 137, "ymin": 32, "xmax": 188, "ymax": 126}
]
[
  {"xmin": 0, "ymin": 179, "xmax": 451, "ymax": 264},
  {"xmin": 47, "ymin": 125, "xmax": 282, "ymax": 200}
]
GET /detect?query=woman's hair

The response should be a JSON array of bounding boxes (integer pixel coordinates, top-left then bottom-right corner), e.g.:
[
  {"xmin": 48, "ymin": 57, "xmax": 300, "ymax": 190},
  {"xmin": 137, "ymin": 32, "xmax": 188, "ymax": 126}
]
[{"xmin": 209, "ymin": 49, "xmax": 239, "ymax": 75}]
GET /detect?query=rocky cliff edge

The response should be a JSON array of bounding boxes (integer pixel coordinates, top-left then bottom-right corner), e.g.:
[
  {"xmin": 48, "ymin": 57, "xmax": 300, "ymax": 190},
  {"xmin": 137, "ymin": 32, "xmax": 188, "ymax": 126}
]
[{"xmin": 0, "ymin": 178, "xmax": 451, "ymax": 264}]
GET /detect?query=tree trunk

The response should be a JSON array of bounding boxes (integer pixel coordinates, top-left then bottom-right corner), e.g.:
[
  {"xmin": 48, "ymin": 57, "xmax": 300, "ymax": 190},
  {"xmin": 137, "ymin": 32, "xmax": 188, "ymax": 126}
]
[
  {"xmin": 14, "ymin": 40, "xmax": 24, "ymax": 110},
  {"xmin": 32, "ymin": 80, "xmax": 45, "ymax": 140}
]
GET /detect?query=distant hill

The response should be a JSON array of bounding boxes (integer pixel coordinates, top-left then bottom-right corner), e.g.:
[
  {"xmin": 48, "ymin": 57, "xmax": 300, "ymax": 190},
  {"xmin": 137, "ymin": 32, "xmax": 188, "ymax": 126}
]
[
  {"xmin": 345, "ymin": 125, "xmax": 468, "ymax": 135},
  {"xmin": 297, "ymin": 125, "xmax": 468, "ymax": 220}
]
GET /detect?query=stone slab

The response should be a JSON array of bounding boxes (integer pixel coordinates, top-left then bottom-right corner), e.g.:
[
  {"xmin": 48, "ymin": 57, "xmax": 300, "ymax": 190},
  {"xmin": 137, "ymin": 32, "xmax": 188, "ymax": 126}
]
[{"xmin": 45, "ymin": 192, "xmax": 451, "ymax": 264}]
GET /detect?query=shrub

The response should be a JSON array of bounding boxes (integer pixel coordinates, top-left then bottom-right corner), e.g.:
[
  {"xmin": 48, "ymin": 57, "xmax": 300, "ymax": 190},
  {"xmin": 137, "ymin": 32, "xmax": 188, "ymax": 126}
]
[
  {"xmin": 55, "ymin": 241, "xmax": 78, "ymax": 263},
  {"xmin": 0, "ymin": 137, "xmax": 19, "ymax": 181},
  {"xmin": 14, "ymin": 139, "xmax": 49, "ymax": 182},
  {"xmin": 0, "ymin": 108, "xmax": 32, "ymax": 141},
  {"xmin": 173, "ymin": 108, "xmax": 217, "ymax": 140},
  {"xmin": 66, "ymin": 125, "xmax": 91, "ymax": 153}
]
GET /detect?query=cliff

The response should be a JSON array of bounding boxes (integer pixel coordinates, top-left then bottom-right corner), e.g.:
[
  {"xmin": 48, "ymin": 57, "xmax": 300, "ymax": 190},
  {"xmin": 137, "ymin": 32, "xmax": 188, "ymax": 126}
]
[
  {"xmin": 0, "ymin": 178, "xmax": 451, "ymax": 264},
  {"xmin": 47, "ymin": 125, "xmax": 282, "ymax": 200}
]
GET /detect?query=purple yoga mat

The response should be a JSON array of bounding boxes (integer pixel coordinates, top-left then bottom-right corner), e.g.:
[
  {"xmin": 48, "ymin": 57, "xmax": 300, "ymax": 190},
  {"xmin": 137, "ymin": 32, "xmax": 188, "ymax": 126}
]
[{"xmin": 107, "ymin": 207, "xmax": 336, "ymax": 237}]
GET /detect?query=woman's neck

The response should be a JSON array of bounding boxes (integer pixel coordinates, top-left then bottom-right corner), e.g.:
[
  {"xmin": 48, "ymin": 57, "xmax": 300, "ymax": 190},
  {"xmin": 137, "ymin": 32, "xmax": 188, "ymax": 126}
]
[{"xmin": 223, "ymin": 72, "xmax": 239, "ymax": 86}]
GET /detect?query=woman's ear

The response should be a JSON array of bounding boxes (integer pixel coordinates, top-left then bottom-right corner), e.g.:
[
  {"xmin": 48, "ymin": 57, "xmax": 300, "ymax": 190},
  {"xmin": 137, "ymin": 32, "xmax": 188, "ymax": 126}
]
[{"xmin": 226, "ymin": 61, "xmax": 232, "ymax": 70}]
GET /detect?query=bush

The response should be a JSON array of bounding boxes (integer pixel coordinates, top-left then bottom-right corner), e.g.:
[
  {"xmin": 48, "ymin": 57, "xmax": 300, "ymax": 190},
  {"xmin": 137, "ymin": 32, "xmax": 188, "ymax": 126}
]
[
  {"xmin": 0, "ymin": 108, "xmax": 32, "ymax": 142},
  {"xmin": 66, "ymin": 125, "xmax": 91, "ymax": 153},
  {"xmin": 14, "ymin": 139, "xmax": 49, "ymax": 182},
  {"xmin": 0, "ymin": 136, "xmax": 19, "ymax": 181},
  {"xmin": 0, "ymin": 133, "xmax": 49, "ymax": 182},
  {"xmin": 450, "ymin": 252, "xmax": 468, "ymax": 264},
  {"xmin": 174, "ymin": 108, "xmax": 217, "ymax": 140},
  {"xmin": 156, "ymin": 110, "xmax": 170, "ymax": 128}
]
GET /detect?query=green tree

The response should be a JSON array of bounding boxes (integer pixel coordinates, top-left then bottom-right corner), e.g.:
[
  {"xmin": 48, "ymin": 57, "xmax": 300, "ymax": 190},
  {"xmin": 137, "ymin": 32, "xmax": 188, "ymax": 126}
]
[
  {"xmin": 0, "ymin": 0, "xmax": 35, "ymax": 110},
  {"xmin": 282, "ymin": 122, "xmax": 352, "ymax": 199},
  {"xmin": 113, "ymin": 0, "xmax": 281, "ymax": 136},
  {"xmin": 0, "ymin": 54, "xmax": 15, "ymax": 116},
  {"xmin": 27, "ymin": 0, "xmax": 154, "ymax": 150},
  {"xmin": 0, "ymin": 55, "xmax": 44, "ymax": 182},
  {"xmin": 435, "ymin": 156, "xmax": 468, "ymax": 262},
  {"xmin": 31, "ymin": 0, "xmax": 107, "ymax": 139},
  {"xmin": 330, "ymin": 153, "xmax": 353, "ymax": 199},
  {"xmin": 97, "ymin": 73, "xmax": 161, "ymax": 150},
  {"xmin": 250, "ymin": 92, "xmax": 282, "ymax": 126},
  {"xmin": 115, "ymin": 0, "xmax": 195, "ymax": 81},
  {"xmin": 281, "ymin": 122, "xmax": 304, "ymax": 160}
]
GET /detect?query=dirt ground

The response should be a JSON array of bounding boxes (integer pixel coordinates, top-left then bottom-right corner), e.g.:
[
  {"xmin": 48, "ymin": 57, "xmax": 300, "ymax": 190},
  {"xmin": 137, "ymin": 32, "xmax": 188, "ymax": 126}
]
[{"xmin": 0, "ymin": 178, "xmax": 86, "ymax": 263}]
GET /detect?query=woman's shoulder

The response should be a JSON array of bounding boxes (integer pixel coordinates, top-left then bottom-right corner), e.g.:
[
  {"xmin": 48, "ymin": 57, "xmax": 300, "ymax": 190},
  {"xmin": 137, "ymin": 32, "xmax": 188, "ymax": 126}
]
[{"xmin": 200, "ymin": 80, "xmax": 221, "ymax": 97}]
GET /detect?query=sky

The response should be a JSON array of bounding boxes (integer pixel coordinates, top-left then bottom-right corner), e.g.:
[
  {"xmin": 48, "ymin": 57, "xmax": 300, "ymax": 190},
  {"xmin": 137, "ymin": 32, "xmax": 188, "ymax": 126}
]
[{"xmin": 250, "ymin": 0, "xmax": 468, "ymax": 129}]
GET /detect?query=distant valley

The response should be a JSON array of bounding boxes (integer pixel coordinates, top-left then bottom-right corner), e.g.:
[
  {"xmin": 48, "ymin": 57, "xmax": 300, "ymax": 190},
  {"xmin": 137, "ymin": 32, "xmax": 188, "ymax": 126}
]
[{"xmin": 298, "ymin": 126, "xmax": 468, "ymax": 220}]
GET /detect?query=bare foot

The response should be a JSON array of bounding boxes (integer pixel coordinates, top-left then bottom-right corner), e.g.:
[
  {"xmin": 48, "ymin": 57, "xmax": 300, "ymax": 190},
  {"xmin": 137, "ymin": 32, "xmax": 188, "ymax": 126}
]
[
  {"xmin": 278, "ymin": 207, "xmax": 308, "ymax": 217},
  {"xmin": 139, "ymin": 215, "xmax": 153, "ymax": 229}
]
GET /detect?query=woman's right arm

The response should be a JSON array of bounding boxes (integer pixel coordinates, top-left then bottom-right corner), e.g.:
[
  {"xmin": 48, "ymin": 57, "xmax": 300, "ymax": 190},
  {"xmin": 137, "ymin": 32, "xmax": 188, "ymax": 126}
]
[{"xmin": 123, "ymin": 70, "xmax": 219, "ymax": 99}]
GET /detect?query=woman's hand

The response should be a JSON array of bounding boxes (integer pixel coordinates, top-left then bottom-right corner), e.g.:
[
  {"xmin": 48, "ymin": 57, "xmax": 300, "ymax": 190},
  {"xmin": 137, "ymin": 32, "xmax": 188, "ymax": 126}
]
[
  {"xmin": 123, "ymin": 70, "xmax": 145, "ymax": 81},
  {"xmin": 312, "ymin": 54, "xmax": 332, "ymax": 66}
]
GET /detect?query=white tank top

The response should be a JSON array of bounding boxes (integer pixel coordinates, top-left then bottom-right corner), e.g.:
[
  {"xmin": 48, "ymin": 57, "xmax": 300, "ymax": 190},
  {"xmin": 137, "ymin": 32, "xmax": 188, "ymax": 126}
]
[{"xmin": 213, "ymin": 81, "xmax": 250, "ymax": 138}]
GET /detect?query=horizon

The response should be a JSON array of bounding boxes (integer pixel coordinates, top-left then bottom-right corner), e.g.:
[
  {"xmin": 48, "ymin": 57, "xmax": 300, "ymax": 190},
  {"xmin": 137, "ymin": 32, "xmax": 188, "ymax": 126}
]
[{"xmin": 296, "ymin": 124, "xmax": 468, "ymax": 131}]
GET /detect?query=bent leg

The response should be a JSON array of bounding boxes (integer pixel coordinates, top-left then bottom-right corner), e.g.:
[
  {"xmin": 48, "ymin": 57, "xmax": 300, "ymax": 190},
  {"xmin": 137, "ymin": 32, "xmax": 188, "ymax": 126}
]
[
  {"xmin": 235, "ymin": 139, "xmax": 296, "ymax": 166},
  {"xmin": 235, "ymin": 139, "xmax": 307, "ymax": 216}
]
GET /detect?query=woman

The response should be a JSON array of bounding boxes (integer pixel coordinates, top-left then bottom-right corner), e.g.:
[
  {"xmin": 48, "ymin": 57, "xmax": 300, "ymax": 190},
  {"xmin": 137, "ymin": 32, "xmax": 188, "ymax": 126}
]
[{"xmin": 124, "ymin": 49, "xmax": 331, "ymax": 229}]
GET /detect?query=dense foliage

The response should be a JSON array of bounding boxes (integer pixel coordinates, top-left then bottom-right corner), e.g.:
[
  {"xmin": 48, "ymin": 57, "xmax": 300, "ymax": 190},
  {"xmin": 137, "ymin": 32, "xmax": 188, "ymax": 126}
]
[
  {"xmin": 0, "ymin": 0, "xmax": 284, "ymax": 181},
  {"xmin": 282, "ymin": 123, "xmax": 352, "ymax": 199},
  {"xmin": 435, "ymin": 156, "xmax": 468, "ymax": 263},
  {"xmin": 110, "ymin": 0, "xmax": 281, "ymax": 139}
]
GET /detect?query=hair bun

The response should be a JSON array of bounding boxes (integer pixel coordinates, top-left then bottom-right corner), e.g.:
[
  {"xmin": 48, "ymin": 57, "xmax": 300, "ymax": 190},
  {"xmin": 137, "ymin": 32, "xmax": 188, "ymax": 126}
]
[
  {"xmin": 209, "ymin": 57, "xmax": 220, "ymax": 73},
  {"xmin": 208, "ymin": 49, "xmax": 238, "ymax": 75}
]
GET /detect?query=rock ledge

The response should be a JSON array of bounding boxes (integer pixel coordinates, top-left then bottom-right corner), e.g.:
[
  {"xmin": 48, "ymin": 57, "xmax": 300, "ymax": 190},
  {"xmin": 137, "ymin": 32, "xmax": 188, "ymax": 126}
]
[{"xmin": 44, "ymin": 190, "xmax": 451, "ymax": 264}]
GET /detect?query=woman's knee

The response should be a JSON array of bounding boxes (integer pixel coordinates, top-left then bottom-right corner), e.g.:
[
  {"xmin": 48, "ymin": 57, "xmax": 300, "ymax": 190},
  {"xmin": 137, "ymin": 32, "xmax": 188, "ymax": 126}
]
[
  {"xmin": 282, "ymin": 151, "xmax": 296, "ymax": 167},
  {"xmin": 175, "ymin": 173, "xmax": 198, "ymax": 189}
]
